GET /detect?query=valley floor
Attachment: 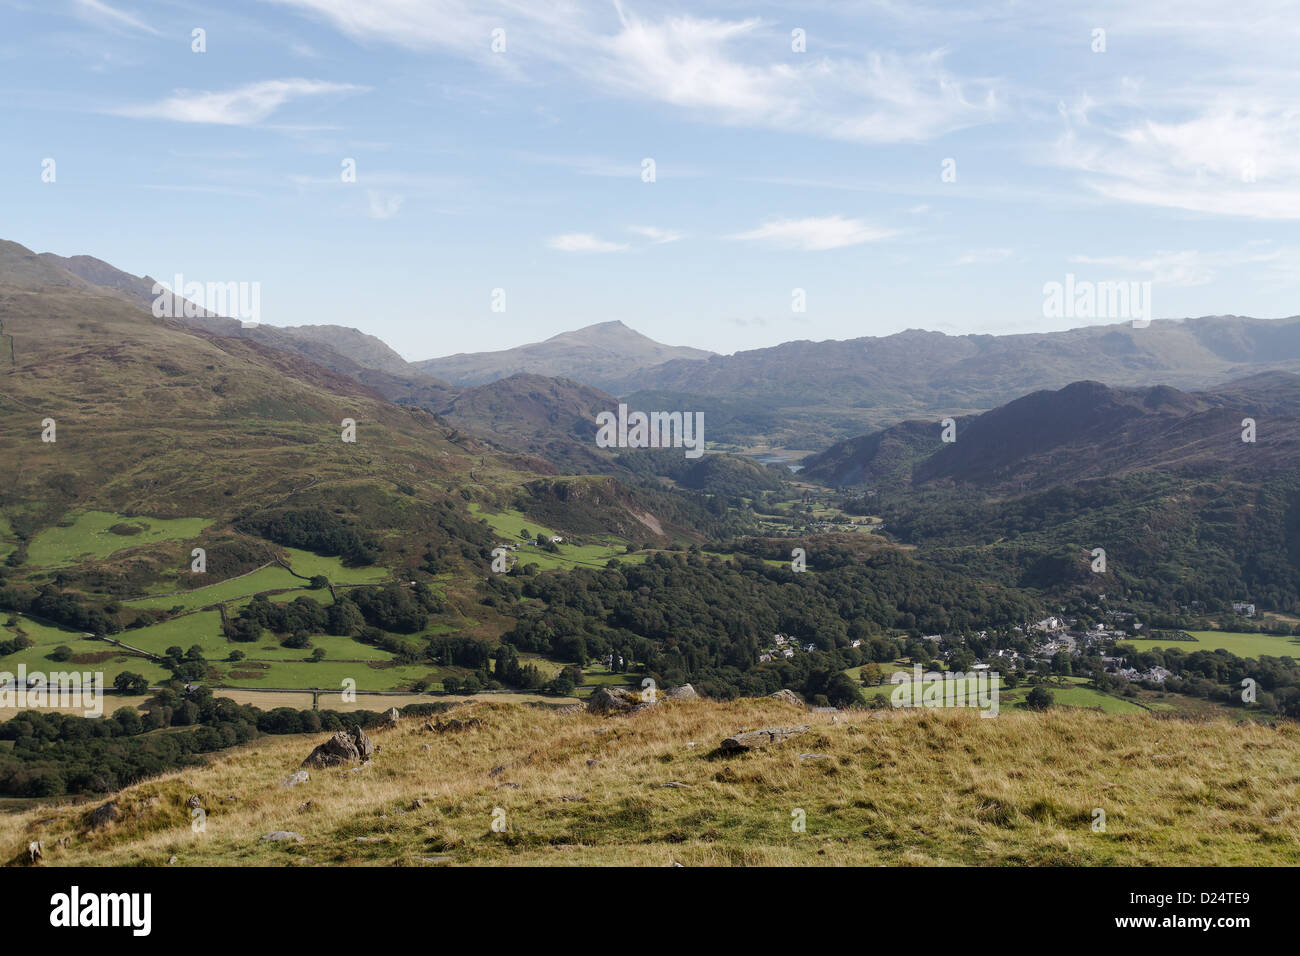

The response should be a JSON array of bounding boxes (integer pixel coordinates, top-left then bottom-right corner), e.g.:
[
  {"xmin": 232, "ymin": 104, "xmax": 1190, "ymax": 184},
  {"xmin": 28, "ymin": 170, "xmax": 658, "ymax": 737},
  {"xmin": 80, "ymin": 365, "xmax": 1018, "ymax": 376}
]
[{"xmin": 3, "ymin": 699, "xmax": 1297, "ymax": 866}]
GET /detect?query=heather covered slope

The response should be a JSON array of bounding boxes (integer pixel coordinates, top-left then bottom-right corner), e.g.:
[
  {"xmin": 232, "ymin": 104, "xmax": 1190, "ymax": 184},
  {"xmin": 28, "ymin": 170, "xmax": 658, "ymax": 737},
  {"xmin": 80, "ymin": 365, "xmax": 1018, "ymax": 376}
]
[
  {"xmin": 0, "ymin": 276, "xmax": 484, "ymax": 532},
  {"xmin": 3, "ymin": 699, "xmax": 1297, "ymax": 866}
]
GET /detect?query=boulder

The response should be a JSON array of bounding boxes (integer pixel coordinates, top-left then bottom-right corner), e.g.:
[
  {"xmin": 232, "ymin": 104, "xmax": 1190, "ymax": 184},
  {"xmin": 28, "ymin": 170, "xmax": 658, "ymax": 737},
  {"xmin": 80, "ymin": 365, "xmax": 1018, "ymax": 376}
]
[
  {"xmin": 768, "ymin": 689, "xmax": 805, "ymax": 707},
  {"xmin": 384, "ymin": 707, "xmax": 401, "ymax": 726},
  {"xmin": 719, "ymin": 725, "xmax": 810, "ymax": 753},
  {"xmin": 301, "ymin": 726, "xmax": 374, "ymax": 768},
  {"xmin": 88, "ymin": 801, "xmax": 119, "ymax": 830},
  {"xmin": 282, "ymin": 770, "xmax": 310, "ymax": 788},
  {"xmin": 185, "ymin": 794, "xmax": 204, "ymax": 810},
  {"xmin": 666, "ymin": 683, "xmax": 699, "ymax": 701},
  {"xmin": 587, "ymin": 686, "xmax": 653, "ymax": 715},
  {"xmin": 354, "ymin": 725, "xmax": 375, "ymax": 759},
  {"xmin": 26, "ymin": 841, "xmax": 41, "ymax": 864}
]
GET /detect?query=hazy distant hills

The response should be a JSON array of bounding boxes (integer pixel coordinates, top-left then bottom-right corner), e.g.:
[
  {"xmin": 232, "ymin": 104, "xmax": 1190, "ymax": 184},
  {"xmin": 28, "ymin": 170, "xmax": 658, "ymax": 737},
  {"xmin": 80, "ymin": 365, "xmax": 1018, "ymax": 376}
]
[
  {"xmin": 802, "ymin": 373, "xmax": 1300, "ymax": 491},
  {"xmin": 619, "ymin": 318, "xmax": 1300, "ymax": 448},
  {"xmin": 413, "ymin": 320, "xmax": 714, "ymax": 391},
  {"xmin": 23, "ymin": 238, "xmax": 1300, "ymax": 460}
]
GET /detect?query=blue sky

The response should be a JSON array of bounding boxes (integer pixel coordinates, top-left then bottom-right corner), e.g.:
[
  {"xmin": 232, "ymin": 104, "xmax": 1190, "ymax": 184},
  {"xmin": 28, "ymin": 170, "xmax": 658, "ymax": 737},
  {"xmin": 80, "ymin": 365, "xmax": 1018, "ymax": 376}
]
[{"xmin": 2, "ymin": 0, "xmax": 1298, "ymax": 360}]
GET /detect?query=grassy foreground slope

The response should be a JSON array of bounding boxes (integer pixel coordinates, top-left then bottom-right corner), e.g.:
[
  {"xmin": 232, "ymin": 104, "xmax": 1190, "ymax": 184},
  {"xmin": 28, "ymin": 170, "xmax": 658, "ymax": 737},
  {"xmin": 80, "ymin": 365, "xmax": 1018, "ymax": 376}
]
[{"xmin": 4, "ymin": 699, "xmax": 1297, "ymax": 866}]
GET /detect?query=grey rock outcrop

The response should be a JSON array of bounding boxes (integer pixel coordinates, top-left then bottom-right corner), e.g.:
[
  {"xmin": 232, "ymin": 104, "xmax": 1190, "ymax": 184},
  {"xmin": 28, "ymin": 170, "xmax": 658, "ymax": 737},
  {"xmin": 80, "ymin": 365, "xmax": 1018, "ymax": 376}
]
[
  {"xmin": 719, "ymin": 725, "xmax": 810, "ymax": 753},
  {"xmin": 301, "ymin": 726, "xmax": 374, "ymax": 768}
]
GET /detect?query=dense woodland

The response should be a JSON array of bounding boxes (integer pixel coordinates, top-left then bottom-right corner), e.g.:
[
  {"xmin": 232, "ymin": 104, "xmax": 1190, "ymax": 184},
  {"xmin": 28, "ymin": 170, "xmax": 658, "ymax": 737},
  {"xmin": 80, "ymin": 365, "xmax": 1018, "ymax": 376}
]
[
  {"xmin": 498, "ymin": 549, "xmax": 1040, "ymax": 700},
  {"xmin": 872, "ymin": 474, "xmax": 1300, "ymax": 615}
]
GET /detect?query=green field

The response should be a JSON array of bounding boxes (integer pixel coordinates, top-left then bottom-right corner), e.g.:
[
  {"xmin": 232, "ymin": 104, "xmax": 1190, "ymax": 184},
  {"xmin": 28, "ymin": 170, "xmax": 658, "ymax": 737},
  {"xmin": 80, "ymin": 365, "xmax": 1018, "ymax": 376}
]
[
  {"xmin": 1122, "ymin": 630, "xmax": 1300, "ymax": 660},
  {"xmin": 216, "ymin": 658, "xmax": 447, "ymax": 692},
  {"xmin": 865, "ymin": 674, "xmax": 1146, "ymax": 714},
  {"xmin": 469, "ymin": 503, "xmax": 646, "ymax": 571},
  {"xmin": 26, "ymin": 510, "xmax": 211, "ymax": 568},
  {"xmin": 126, "ymin": 548, "xmax": 387, "ymax": 613},
  {"xmin": 280, "ymin": 547, "xmax": 390, "ymax": 585},
  {"xmin": 125, "ymin": 565, "xmax": 305, "ymax": 612}
]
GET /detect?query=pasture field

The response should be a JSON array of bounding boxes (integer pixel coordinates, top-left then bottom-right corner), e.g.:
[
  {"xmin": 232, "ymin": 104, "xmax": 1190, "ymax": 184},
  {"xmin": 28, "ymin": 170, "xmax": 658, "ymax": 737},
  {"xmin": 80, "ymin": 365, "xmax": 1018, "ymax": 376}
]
[
  {"xmin": 1123, "ymin": 630, "xmax": 1300, "ymax": 660},
  {"xmin": 125, "ymin": 565, "xmax": 306, "ymax": 612},
  {"xmin": 862, "ymin": 674, "xmax": 1146, "ymax": 715},
  {"xmin": 26, "ymin": 511, "xmax": 211, "ymax": 568},
  {"xmin": 469, "ymin": 503, "xmax": 646, "ymax": 571},
  {"xmin": 0, "ymin": 616, "xmax": 169, "ymax": 686},
  {"xmin": 279, "ymin": 547, "xmax": 390, "ymax": 586},
  {"xmin": 214, "ymin": 658, "xmax": 447, "ymax": 692},
  {"xmin": 113, "ymin": 610, "xmax": 227, "ymax": 657}
]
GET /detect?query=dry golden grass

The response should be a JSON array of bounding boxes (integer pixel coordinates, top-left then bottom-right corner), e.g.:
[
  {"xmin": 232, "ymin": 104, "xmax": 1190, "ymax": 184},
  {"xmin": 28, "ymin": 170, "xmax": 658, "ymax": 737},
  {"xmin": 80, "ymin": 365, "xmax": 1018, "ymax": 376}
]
[{"xmin": 4, "ymin": 699, "xmax": 1298, "ymax": 866}]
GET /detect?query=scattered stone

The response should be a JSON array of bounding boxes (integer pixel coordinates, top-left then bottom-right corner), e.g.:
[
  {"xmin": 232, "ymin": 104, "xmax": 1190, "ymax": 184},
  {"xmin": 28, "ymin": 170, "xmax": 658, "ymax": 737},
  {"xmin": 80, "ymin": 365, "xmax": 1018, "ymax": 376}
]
[
  {"xmin": 26, "ymin": 841, "xmax": 42, "ymax": 864},
  {"xmin": 168, "ymin": 855, "xmax": 177, "ymax": 865},
  {"xmin": 410, "ymin": 798, "xmax": 425, "ymax": 810},
  {"xmin": 489, "ymin": 764, "xmax": 507, "ymax": 777},
  {"xmin": 587, "ymin": 686, "xmax": 653, "ymax": 715},
  {"xmin": 297, "ymin": 801, "xmax": 314, "ymax": 814},
  {"xmin": 186, "ymin": 794, "xmax": 204, "ymax": 810},
  {"xmin": 559, "ymin": 794, "xmax": 585, "ymax": 802},
  {"xmin": 768, "ymin": 689, "xmax": 805, "ymax": 707},
  {"xmin": 56, "ymin": 837, "xmax": 71, "ymax": 850},
  {"xmin": 302, "ymin": 726, "xmax": 374, "ymax": 768},
  {"xmin": 421, "ymin": 744, "xmax": 432, "ymax": 752},
  {"xmin": 799, "ymin": 753, "xmax": 829, "ymax": 761},
  {"xmin": 260, "ymin": 831, "xmax": 305, "ymax": 843},
  {"xmin": 654, "ymin": 781, "xmax": 691, "ymax": 789},
  {"xmin": 498, "ymin": 782, "xmax": 521, "ymax": 790},
  {"xmin": 555, "ymin": 703, "xmax": 584, "ymax": 715},
  {"xmin": 354, "ymin": 836, "xmax": 383, "ymax": 843},
  {"xmin": 88, "ymin": 801, "xmax": 119, "ymax": 830},
  {"xmin": 719, "ymin": 725, "xmax": 810, "ymax": 753},
  {"xmin": 586, "ymin": 759, "xmax": 600, "ymax": 768},
  {"xmin": 666, "ymin": 683, "xmax": 699, "ymax": 701},
  {"xmin": 385, "ymin": 707, "xmax": 401, "ymax": 726},
  {"xmin": 282, "ymin": 770, "xmax": 310, "ymax": 788},
  {"xmin": 422, "ymin": 855, "xmax": 452, "ymax": 864}
]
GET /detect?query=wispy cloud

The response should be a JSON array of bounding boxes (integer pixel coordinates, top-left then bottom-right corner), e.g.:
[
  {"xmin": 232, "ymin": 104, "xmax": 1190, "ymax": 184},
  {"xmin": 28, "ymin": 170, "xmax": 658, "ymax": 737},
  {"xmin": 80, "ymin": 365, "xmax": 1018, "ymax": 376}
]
[
  {"xmin": 74, "ymin": 0, "xmax": 161, "ymax": 36},
  {"xmin": 546, "ymin": 233, "xmax": 629, "ymax": 253},
  {"xmin": 270, "ymin": 1, "xmax": 1002, "ymax": 145},
  {"xmin": 1054, "ymin": 97, "xmax": 1300, "ymax": 220},
  {"xmin": 628, "ymin": 225, "xmax": 683, "ymax": 244},
  {"xmin": 113, "ymin": 79, "xmax": 365, "ymax": 125},
  {"xmin": 727, "ymin": 216, "xmax": 897, "ymax": 251},
  {"xmin": 1070, "ymin": 245, "xmax": 1300, "ymax": 288}
]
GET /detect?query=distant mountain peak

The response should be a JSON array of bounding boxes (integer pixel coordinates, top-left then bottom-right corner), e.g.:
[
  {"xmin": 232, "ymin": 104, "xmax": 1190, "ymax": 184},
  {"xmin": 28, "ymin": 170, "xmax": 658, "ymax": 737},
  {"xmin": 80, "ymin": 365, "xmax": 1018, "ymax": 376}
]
[{"xmin": 413, "ymin": 321, "xmax": 714, "ymax": 391}]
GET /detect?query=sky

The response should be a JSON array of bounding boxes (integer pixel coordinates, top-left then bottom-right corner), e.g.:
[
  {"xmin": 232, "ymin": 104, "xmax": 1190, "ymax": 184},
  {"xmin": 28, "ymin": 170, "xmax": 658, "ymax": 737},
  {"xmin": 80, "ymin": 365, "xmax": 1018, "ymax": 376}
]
[{"xmin": 1, "ymin": 0, "xmax": 1298, "ymax": 361}]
